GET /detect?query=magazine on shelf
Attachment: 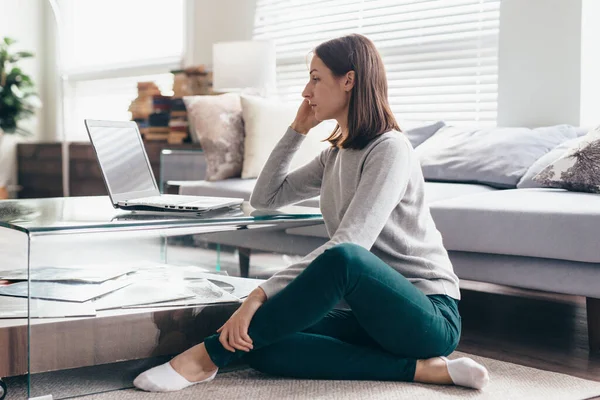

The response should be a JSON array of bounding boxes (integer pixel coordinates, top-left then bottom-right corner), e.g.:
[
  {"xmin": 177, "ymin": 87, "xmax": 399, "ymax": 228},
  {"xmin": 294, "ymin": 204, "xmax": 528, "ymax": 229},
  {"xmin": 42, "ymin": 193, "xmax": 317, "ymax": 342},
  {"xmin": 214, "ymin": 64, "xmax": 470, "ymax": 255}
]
[
  {"xmin": 186, "ymin": 272, "xmax": 266, "ymax": 299},
  {"xmin": 0, "ymin": 297, "xmax": 96, "ymax": 319},
  {"xmin": 0, "ymin": 263, "xmax": 264, "ymax": 317},
  {"xmin": 126, "ymin": 278, "xmax": 241, "ymax": 309},
  {"xmin": 93, "ymin": 281, "xmax": 198, "ymax": 310},
  {"xmin": 0, "ymin": 265, "xmax": 137, "ymax": 283},
  {"xmin": 0, "ymin": 279, "xmax": 132, "ymax": 302}
]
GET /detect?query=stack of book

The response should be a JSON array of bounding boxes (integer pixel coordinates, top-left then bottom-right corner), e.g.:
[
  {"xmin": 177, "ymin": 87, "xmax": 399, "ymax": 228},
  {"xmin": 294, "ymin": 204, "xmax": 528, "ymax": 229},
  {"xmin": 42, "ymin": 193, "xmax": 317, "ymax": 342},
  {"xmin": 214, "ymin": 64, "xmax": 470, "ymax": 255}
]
[
  {"xmin": 129, "ymin": 82, "xmax": 161, "ymax": 137},
  {"xmin": 169, "ymin": 65, "xmax": 216, "ymax": 146},
  {"xmin": 172, "ymin": 65, "xmax": 214, "ymax": 97},
  {"xmin": 168, "ymin": 97, "xmax": 189, "ymax": 144},
  {"xmin": 184, "ymin": 65, "xmax": 214, "ymax": 96},
  {"xmin": 145, "ymin": 95, "xmax": 172, "ymax": 141}
]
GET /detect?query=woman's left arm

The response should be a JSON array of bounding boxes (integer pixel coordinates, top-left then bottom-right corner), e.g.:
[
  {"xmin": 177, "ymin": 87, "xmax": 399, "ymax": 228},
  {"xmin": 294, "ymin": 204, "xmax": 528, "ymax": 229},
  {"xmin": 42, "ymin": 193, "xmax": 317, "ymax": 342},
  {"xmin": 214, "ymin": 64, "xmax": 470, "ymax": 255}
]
[{"xmin": 259, "ymin": 137, "xmax": 412, "ymax": 300}]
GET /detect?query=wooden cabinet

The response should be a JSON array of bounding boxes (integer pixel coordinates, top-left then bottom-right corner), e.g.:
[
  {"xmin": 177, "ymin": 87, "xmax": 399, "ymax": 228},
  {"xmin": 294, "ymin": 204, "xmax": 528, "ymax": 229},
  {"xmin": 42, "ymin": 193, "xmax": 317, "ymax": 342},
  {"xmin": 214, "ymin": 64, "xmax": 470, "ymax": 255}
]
[
  {"xmin": 17, "ymin": 143, "xmax": 64, "ymax": 198},
  {"xmin": 17, "ymin": 142, "xmax": 202, "ymax": 198}
]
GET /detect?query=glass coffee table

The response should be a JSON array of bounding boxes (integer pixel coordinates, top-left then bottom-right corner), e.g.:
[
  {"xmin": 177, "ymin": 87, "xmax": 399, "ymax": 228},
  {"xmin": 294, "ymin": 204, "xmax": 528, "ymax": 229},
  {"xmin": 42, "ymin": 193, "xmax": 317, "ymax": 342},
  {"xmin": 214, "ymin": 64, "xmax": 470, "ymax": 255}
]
[{"xmin": 0, "ymin": 196, "xmax": 323, "ymax": 399}]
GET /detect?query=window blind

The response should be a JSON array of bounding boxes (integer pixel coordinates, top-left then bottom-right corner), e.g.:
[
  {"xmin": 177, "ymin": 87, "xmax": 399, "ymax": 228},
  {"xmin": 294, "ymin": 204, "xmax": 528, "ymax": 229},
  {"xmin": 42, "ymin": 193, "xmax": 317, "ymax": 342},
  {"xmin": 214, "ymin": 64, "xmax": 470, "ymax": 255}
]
[{"xmin": 254, "ymin": 0, "xmax": 500, "ymax": 126}]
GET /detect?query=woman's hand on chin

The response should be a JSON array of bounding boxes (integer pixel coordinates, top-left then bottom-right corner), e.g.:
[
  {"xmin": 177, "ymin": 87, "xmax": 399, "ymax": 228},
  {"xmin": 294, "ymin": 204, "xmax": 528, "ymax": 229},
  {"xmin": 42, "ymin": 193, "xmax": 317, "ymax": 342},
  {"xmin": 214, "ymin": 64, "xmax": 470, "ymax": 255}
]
[{"xmin": 291, "ymin": 98, "xmax": 321, "ymax": 135}]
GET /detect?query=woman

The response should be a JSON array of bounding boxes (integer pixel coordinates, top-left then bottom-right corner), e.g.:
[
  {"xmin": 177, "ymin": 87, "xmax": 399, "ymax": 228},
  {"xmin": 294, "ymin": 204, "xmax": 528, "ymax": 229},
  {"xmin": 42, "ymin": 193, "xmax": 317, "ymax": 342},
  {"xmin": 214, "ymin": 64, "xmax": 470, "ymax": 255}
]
[{"xmin": 134, "ymin": 34, "xmax": 489, "ymax": 392}]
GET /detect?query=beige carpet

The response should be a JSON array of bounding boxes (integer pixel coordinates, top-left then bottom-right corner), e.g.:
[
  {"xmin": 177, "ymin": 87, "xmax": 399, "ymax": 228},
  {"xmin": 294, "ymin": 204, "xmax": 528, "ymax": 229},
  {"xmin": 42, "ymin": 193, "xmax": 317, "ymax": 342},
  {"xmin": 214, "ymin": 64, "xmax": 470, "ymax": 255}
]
[{"xmin": 75, "ymin": 352, "xmax": 600, "ymax": 400}]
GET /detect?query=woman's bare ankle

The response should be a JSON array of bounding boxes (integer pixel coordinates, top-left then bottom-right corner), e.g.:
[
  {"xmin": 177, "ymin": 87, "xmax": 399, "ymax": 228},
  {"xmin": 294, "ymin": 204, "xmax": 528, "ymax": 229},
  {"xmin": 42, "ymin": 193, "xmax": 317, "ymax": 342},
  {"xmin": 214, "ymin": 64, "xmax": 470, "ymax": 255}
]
[
  {"xmin": 196, "ymin": 343, "xmax": 218, "ymax": 371},
  {"xmin": 414, "ymin": 357, "xmax": 453, "ymax": 385},
  {"xmin": 170, "ymin": 343, "xmax": 218, "ymax": 381}
]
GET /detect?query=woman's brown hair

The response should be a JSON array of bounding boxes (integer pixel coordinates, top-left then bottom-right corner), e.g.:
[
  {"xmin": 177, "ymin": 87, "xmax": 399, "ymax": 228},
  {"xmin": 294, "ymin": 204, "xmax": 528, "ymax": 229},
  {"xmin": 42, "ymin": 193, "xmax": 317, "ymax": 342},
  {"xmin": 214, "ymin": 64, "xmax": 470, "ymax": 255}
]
[{"xmin": 314, "ymin": 34, "xmax": 400, "ymax": 150}]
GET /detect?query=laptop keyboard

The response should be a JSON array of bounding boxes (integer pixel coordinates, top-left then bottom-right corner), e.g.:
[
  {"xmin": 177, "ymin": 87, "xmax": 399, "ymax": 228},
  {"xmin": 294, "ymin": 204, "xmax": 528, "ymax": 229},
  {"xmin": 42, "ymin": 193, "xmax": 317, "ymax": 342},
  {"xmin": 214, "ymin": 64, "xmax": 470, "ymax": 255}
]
[
  {"xmin": 129, "ymin": 195, "xmax": 204, "ymax": 206},
  {"xmin": 129, "ymin": 195, "xmax": 239, "ymax": 207}
]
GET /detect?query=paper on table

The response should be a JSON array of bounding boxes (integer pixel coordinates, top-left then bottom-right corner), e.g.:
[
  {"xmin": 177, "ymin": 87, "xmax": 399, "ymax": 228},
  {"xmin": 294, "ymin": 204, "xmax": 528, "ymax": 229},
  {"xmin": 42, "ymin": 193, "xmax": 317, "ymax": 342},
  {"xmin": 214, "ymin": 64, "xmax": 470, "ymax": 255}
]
[
  {"xmin": 127, "ymin": 278, "xmax": 240, "ymax": 308},
  {"xmin": 132, "ymin": 264, "xmax": 230, "ymax": 281},
  {"xmin": 0, "ymin": 279, "xmax": 132, "ymax": 302},
  {"xmin": 93, "ymin": 281, "xmax": 196, "ymax": 310},
  {"xmin": 0, "ymin": 264, "xmax": 137, "ymax": 283},
  {"xmin": 129, "ymin": 265, "xmax": 235, "ymax": 293},
  {"xmin": 184, "ymin": 272, "xmax": 266, "ymax": 299}
]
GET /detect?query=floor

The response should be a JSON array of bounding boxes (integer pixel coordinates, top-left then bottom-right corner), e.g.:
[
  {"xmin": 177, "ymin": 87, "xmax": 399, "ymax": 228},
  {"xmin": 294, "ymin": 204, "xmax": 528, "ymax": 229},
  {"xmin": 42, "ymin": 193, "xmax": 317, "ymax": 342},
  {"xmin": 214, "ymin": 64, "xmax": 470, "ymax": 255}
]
[
  {"xmin": 8, "ymin": 242, "xmax": 600, "ymax": 399},
  {"xmin": 169, "ymin": 243, "xmax": 600, "ymax": 385}
]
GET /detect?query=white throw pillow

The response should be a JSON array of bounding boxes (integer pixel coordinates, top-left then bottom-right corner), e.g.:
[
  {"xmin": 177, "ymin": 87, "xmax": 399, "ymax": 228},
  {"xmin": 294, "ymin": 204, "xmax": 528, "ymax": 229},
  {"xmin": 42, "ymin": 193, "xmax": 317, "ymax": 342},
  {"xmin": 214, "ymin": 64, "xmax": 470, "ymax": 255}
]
[
  {"xmin": 533, "ymin": 126, "xmax": 600, "ymax": 193},
  {"xmin": 240, "ymin": 95, "xmax": 335, "ymax": 179}
]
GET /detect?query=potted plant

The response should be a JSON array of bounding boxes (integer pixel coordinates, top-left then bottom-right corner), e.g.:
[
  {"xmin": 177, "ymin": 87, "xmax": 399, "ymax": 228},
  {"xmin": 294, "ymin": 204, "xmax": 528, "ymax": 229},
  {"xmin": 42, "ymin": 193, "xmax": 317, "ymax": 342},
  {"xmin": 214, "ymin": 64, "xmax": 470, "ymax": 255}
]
[
  {"xmin": 0, "ymin": 37, "xmax": 40, "ymax": 199},
  {"xmin": 0, "ymin": 37, "xmax": 38, "ymax": 134}
]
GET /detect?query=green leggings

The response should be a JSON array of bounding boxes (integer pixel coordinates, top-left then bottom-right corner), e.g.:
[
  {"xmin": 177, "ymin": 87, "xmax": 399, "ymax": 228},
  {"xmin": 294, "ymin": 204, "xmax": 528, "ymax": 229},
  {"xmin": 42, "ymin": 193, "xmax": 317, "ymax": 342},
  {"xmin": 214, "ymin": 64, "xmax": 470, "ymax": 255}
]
[{"xmin": 203, "ymin": 243, "xmax": 461, "ymax": 381}]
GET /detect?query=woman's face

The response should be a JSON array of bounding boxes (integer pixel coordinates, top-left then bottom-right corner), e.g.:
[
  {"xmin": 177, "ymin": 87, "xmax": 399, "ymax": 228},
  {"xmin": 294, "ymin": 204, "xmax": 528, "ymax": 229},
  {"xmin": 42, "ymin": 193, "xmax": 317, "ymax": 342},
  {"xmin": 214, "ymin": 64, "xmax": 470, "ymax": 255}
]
[{"xmin": 301, "ymin": 56, "xmax": 350, "ymax": 122}]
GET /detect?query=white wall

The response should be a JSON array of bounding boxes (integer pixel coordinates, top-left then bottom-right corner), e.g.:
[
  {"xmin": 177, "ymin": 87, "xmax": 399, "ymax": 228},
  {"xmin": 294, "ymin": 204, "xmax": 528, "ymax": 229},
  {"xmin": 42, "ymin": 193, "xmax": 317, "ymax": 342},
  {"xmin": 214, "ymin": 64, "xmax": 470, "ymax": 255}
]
[
  {"xmin": 580, "ymin": 0, "xmax": 600, "ymax": 128},
  {"xmin": 0, "ymin": 0, "xmax": 46, "ymax": 139},
  {"xmin": 185, "ymin": 0, "xmax": 257, "ymax": 67},
  {"xmin": 497, "ymin": 0, "xmax": 582, "ymax": 127}
]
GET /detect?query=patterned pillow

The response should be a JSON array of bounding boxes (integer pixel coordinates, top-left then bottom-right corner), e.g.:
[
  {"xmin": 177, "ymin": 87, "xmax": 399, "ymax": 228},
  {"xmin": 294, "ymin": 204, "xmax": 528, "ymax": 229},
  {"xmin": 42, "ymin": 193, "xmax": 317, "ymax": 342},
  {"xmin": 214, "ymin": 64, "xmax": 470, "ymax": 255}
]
[
  {"xmin": 533, "ymin": 126, "xmax": 600, "ymax": 193},
  {"xmin": 183, "ymin": 93, "xmax": 245, "ymax": 181}
]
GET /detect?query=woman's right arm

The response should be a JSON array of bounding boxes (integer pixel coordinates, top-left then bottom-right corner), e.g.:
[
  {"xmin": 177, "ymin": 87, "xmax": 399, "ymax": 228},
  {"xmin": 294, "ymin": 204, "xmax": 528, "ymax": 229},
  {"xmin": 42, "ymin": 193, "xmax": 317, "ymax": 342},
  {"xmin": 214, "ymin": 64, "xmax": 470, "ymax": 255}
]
[
  {"xmin": 249, "ymin": 127, "xmax": 327, "ymax": 210},
  {"xmin": 250, "ymin": 99, "xmax": 328, "ymax": 210}
]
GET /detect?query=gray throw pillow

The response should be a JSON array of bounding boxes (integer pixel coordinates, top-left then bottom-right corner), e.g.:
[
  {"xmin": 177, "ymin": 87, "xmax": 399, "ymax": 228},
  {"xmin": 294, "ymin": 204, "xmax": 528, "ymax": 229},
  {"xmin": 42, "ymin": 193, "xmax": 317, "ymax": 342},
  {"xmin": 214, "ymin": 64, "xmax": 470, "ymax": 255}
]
[
  {"xmin": 517, "ymin": 136, "xmax": 585, "ymax": 188},
  {"xmin": 533, "ymin": 126, "xmax": 600, "ymax": 193},
  {"xmin": 403, "ymin": 121, "xmax": 446, "ymax": 148},
  {"xmin": 415, "ymin": 124, "xmax": 578, "ymax": 188}
]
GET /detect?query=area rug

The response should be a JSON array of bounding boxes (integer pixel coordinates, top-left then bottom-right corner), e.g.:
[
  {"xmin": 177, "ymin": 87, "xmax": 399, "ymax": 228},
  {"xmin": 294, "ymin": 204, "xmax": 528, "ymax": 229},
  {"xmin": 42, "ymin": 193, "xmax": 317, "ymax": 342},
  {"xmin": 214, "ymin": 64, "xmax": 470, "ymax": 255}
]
[{"xmin": 69, "ymin": 351, "xmax": 600, "ymax": 400}]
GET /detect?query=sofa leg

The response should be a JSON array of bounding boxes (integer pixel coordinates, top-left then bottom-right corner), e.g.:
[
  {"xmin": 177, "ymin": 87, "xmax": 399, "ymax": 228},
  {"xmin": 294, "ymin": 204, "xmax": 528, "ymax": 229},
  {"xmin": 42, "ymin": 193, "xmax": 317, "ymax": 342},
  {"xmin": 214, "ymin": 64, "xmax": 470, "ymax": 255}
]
[
  {"xmin": 238, "ymin": 247, "xmax": 251, "ymax": 278},
  {"xmin": 587, "ymin": 297, "xmax": 600, "ymax": 353}
]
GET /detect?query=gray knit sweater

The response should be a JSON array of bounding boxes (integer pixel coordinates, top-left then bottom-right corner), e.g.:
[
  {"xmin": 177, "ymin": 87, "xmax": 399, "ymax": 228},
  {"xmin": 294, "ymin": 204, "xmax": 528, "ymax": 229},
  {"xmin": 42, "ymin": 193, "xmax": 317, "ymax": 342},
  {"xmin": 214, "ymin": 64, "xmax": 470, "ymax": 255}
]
[{"xmin": 251, "ymin": 127, "xmax": 460, "ymax": 302}]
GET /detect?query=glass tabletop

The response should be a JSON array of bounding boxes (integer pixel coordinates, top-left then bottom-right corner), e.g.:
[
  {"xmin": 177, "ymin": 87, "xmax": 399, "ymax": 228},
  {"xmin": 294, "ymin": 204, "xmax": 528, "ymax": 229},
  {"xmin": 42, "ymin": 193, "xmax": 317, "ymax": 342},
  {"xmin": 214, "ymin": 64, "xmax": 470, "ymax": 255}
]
[{"xmin": 0, "ymin": 196, "xmax": 323, "ymax": 234}]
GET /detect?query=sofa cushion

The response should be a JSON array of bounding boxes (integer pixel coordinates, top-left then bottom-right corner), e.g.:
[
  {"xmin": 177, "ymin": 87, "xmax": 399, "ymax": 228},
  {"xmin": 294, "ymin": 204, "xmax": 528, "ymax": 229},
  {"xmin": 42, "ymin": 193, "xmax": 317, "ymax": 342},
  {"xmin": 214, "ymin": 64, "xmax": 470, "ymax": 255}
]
[
  {"xmin": 429, "ymin": 188, "xmax": 600, "ymax": 263},
  {"xmin": 415, "ymin": 124, "xmax": 578, "ymax": 188},
  {"xmin": 424, "ymin": 182, "xmax": 497, "ymax": 203},
  {"xmin": 179, "ymin": 178, "xmax": 257, "ymax": 200},
  {"xmin": 285, "ymin": 182, "xmax": 497, "ymax": 239},
  {"xmin": 178, "ymin": 178, "xmax": 319, "ymax": 208}
]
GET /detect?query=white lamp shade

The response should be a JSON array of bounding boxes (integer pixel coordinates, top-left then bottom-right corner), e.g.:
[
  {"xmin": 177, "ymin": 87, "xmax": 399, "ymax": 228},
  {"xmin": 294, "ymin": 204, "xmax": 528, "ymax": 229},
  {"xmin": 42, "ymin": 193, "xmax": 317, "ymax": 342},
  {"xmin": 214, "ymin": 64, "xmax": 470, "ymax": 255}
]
[{"xmin": 213, "ymin": 40, "xmax": 276, "ymax": 92}]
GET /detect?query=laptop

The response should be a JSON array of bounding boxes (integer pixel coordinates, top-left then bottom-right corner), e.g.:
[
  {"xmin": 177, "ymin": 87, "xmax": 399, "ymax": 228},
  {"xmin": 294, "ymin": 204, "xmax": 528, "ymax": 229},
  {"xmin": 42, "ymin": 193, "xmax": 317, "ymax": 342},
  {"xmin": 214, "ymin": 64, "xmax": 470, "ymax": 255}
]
[{"xmin": 84, "ymin": 119, "xmax": 244, "ymax": 214}]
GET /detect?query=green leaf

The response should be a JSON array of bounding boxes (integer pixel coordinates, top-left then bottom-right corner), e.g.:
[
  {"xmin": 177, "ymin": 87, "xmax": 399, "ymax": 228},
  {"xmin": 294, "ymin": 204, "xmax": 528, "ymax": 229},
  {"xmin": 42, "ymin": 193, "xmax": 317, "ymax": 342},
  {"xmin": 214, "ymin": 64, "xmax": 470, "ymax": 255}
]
[
  {"xmin": 15, "ymin": 127, "xmax": 32, "ymax": 136},
  {"xmin": 10, "ymin": 84, "xmax": 24, "ymax": 99},
  {"xmin": 0, "ymin": 36, "xmax": 38, "ymax": 135},
  {"xmin": 16, "ymin": 51, "xmax": 34, "ymax": 58}
]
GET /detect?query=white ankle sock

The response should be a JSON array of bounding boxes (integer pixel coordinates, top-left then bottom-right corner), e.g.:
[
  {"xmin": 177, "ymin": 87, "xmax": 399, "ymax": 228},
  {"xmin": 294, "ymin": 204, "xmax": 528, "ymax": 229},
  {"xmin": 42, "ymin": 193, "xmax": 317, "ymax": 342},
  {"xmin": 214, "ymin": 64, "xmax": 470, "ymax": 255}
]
[
  {"xmin": 441, "ymin": 356, "xmax": 489, "ymax": 390},
  {"xmin": 133, "ymin": 361, "xmax": 218, "ymax": 392}
]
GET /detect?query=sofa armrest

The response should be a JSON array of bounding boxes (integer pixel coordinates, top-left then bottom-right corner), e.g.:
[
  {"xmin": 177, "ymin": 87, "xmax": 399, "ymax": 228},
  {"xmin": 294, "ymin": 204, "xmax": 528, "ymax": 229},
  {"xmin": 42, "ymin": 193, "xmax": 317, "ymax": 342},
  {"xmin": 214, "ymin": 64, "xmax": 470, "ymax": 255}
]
[{"xmin": 164, "ymin": 180, "xmax": 205, "ymax": 195}]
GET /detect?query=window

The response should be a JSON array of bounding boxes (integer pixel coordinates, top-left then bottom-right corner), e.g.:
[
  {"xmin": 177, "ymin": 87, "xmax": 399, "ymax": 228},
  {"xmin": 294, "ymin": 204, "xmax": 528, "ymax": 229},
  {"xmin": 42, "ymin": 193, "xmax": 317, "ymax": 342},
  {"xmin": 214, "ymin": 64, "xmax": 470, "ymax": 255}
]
[
  {"xmin": 254, "ymin": 0, "xmax": 500, "ymax": 127},
  {"xmin": 57, "ymin": 0, "xmax": 185, "ymax": 141}
]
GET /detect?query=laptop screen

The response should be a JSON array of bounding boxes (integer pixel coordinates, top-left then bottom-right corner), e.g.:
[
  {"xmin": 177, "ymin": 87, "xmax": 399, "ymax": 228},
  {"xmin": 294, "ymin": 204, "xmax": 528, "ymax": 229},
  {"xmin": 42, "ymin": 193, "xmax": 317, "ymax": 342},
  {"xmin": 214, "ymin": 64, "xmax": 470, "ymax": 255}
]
[{"xmin": 86, "ymin": 123, "xmax": 157, "ymax": 196}]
